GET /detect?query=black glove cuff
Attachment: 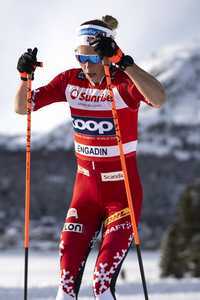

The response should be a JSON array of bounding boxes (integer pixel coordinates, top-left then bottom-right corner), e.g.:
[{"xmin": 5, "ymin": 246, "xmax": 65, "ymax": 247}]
[
  {"xmin": 20, "ymin": 72, "xmax": 34, "ymax": 81},
  {"xmin": 20, "ymin": 77, "xmax": 28, "ymax": 81},
  {"xmin": 117, "ymin": 55, "xmax": 134, "ymax": 71}
]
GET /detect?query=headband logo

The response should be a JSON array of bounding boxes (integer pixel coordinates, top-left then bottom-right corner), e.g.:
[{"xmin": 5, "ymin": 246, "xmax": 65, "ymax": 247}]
[{"xmin": 79, "ymin": 28, "xmax": 106, "ymax": 36}]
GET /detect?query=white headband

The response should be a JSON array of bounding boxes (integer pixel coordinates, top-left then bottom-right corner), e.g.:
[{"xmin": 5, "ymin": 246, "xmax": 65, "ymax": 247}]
[{"xmin": 76, "ymin": 24, "xmax": 115, "ymax": 46}]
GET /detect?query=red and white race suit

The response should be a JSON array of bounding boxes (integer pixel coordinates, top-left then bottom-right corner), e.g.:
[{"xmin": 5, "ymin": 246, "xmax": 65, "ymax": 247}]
[{"xmin": 32, "ymin": 67, "xmax": 153, "ymax": 299}]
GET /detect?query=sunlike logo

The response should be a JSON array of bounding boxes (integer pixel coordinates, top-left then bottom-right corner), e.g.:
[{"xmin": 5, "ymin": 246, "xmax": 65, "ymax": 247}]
[
  {"xmin": 70, "ymin": 88, "xmax": 80, "ymax": 100},
  {"xmin": 69, "ymin": 88, "xmax": 112, "ymax": 102}
]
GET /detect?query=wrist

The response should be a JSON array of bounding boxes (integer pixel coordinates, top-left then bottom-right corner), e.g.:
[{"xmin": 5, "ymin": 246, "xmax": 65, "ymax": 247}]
[
  {"xmin": 19, "ymin": 72, "xmax": 34, "ymax": 81},
  {"xmin": 20, "ymin": 72, "xmax": 27, "ymax": 81},
  {"xmin": 109, "ymin": 48, "xmax": 124, "ymax": 64},
  {"xmin": 117, "ymin": 55, "xmax": 134, "ymax": 71}
]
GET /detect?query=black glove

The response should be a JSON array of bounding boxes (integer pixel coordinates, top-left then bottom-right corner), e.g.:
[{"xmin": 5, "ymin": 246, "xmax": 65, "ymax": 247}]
[
  {"xmin": 90, "ymin": 34, "xmax": 134, "ymax": 71},
  {"xmin": 17, "ymin": 48, "xmax": 38, "ymax": 80},
  {"xmin": 89, "ymin": 33, "xmax": 119, "ymax": 58}
]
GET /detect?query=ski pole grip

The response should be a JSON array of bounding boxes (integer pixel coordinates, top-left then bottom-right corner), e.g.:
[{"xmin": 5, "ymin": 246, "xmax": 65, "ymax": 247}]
[{"xmin": 36, "ymin": 61, "xmax": 43, "ymax": 67}]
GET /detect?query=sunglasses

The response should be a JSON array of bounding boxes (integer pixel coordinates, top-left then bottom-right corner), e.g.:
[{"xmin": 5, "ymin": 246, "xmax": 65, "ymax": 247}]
[{"xmin": 75, "ymin": 54, "xmax": 102, "ymax": 64}]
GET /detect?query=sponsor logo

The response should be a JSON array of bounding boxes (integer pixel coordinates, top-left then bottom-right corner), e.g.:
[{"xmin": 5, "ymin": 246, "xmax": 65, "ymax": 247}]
[
  {"xmin": 77, "ymin": 71, "xmax": 85, "ymax": 80},
  {"xmin": 104, "ymin": 208, "xmax": 130, "ymax": 226},
  {"xmin": 72, "ymin": 116, "xmax": 115, "ymax": 136},
  {"xmin": 104, "ymin": 221, "xmax": 132, "ymax": 236},
  {"xmin": 74, "ymin": 141, "xmax": 137, "ymax": 158},
  {"xmin": 101, "ymin": 171, "xmax": 124, "ymax": 182},
  {"xmin": 66, "ymin": 208, "xmax": 78, "ymax": 219},
  {"xmin": 80, "ymin": 28, "xmax": 107, "ymax": 37},
  {"xmin": 63, "ymin": 222, "xmax": 83, "ymax": 233},
  {"xmin": 78, "ymin": 165, "xmax": 90, "ymax": 176},
  {"xmin": 71, "ymin": 89, "xmax": 80, "ymax": 100},
  {"xmin": 66, "ymin": 85, "xmax": 129, "ymax": 111},
  {"xmin": 69, "ymin": 88, "xmax": 112, "ymax": 103},
  {"xmin": 75, "ymin": 143, "xmax": 108, "ymax": 157}
]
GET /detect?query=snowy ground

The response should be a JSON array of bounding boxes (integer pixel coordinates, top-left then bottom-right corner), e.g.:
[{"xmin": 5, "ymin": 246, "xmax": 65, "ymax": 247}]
[{"xmin": 0, "ymin": 250, "xmax": 199, "ymax": 299}]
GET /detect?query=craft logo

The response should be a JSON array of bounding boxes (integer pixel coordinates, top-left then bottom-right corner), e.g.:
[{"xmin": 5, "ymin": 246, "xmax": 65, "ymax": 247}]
[
  {"xmin": 66, "ymin": 208, "xmax": 78, "ymax": 219},
  {"xmin": 104, "ymin": 221, "xmax": 132, "ymax": 236},
  {"xmin": 72, "ymin": 115, "xmax": 115, "ymax": 136},
  {"xmin": 63, "ymin": 222, "xmax": 83, "ymax": 233}
]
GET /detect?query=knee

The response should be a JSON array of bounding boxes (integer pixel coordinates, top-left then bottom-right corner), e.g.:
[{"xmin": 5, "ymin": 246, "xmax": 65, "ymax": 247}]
[{"xmin": 59, "ymin": 233, "xmax": 65, "ymax": 257}]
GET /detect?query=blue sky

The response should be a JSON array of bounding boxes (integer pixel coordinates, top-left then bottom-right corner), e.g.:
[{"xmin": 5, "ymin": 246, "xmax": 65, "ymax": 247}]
[{"xmin": 1, "ymin": 0, "xmax": 200, "ymax": 134}]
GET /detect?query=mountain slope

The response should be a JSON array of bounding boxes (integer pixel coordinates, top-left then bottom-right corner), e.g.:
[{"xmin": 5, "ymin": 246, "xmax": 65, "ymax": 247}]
[{"xmin": 138, "ymin": 39, "xmax": 200, "ymax": 160}]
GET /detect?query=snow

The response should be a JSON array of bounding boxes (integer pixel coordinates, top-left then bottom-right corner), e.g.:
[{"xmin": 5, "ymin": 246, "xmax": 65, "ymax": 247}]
[
  {"xmin": 140, "ymin": 40, "xmax": 200, "ymax": 126},
  {"xmin": 0, "ymin": 250, "xmax": 199, "ymax": 299},
  {"xmin": 137, "ymin": 38, "xmax": 200, "ymax": 159}
]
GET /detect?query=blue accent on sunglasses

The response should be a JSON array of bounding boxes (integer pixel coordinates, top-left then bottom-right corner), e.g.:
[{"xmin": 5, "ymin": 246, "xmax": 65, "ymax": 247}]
[{"xmin": 76, "ymin": 54, "xmax": 102, "ymax": 64}]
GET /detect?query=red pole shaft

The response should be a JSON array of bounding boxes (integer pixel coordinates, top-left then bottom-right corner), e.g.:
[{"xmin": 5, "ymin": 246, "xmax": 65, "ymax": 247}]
[
  {"xmin": 103, "ymin": 60, "xmax": 149, "ymax": 300},
  {"xmin": 24, "ymin": 74, "xmax": 32, "ymax": 249},
  {"xmin": 103, "ymin": 59, "xmax": 149, "ymax": 300},
  {"xmin": 24, "ymin": 73, "xmax": 32, "ymax": 300},
  {"xmin": 103, "ymin": 60, "xmax": 140, "ymax": 245}
]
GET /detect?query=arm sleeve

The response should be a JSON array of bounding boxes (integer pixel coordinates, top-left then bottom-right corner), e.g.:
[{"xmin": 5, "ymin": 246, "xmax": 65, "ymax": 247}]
[
  {"xmin": 117, "ymin": 72, "xmax": 154, "ymax": 109},
  {"xmin": 32, "ymin": 71, "xmax": 68, "ymax": 111}
]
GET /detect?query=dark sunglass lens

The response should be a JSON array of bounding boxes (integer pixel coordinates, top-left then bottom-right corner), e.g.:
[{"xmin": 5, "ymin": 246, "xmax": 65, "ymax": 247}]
[{"xmin": 76, "ymin": 54, "xmax": 101, "ymax": 64}]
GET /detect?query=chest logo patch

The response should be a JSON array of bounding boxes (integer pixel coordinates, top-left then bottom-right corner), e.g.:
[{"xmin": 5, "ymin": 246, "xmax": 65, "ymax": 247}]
[
  {"xmin": 66, "ymin": 84, "xmax": 128, "ymax": 111},
  {"xmin": 72, "ymin": 115, "xmax": 115, "ymax": 136}
]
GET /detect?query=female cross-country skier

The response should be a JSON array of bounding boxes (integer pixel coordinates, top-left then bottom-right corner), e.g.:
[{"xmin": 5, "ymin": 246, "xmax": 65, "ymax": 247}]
[{"xmin": 15, "ymin": 15, "xmax": 165, "ymax": 300}]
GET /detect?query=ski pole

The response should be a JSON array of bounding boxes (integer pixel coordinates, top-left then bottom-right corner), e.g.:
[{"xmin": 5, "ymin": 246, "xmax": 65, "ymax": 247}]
[
  {"xmin": 24, "ymin": 61, "xmax": 42, "ymax": 300},
  {"xmin": 24, "ymin": 72, "xmax": 32, "ymax": 300},
  {"xmin": 103, "ymin": 58, "xmax": 149, "ymax": 300}
]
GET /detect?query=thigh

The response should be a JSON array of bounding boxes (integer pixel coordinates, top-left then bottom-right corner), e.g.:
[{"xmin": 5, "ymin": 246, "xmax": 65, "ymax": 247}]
[
  {"xmin": 61, "ymin": 171, "xmax": 102, "ymax": 246},
  {"xmin": 100, "ymin": 156, "xmax": 143, "ymax": 226},
  {"xmin": 60, "ymin": 202, "xmax": 102, "ymax": 273},
  {"xmin": 59, "ymin": 172, "xmax": 103, "ymax": 296}
]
